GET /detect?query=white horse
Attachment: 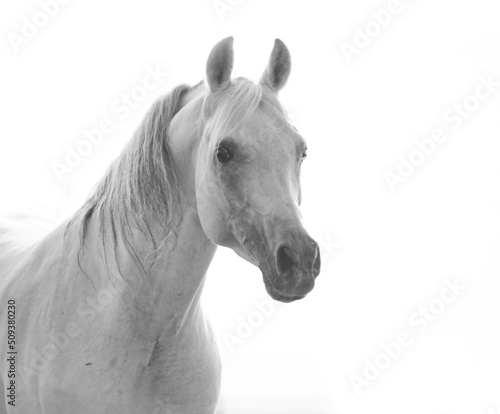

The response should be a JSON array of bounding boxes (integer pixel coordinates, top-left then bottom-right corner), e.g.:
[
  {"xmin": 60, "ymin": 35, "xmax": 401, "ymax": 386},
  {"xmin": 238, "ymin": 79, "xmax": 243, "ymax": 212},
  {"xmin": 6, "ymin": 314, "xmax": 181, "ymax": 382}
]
[{"xmin": 0, "ymin": 37, "xmax": 320, "ymax": 414}]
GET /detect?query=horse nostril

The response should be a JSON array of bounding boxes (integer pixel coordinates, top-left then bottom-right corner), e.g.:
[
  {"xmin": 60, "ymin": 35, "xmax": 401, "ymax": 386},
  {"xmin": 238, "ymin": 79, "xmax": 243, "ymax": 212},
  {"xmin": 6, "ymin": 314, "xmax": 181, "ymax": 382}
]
[{"xmin": 276, "ymin": 245, "xmax": 297, "ymax": 274}]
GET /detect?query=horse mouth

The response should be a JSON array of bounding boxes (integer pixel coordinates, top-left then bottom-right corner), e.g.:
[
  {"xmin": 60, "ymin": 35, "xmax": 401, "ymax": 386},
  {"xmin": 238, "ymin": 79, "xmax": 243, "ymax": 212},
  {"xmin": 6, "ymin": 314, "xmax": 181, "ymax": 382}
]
[{"xmin": 262, "ymin": 275, "xmax": 307, "ymax": 303}]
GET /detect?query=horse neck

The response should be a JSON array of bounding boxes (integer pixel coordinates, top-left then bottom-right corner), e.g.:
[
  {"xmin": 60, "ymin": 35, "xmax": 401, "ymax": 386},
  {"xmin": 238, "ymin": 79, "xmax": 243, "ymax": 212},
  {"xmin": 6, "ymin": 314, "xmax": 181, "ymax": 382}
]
[
  {"xmin": 144, "ymin": 88, "xmax": 216, "ymax": 323},
  {"xmin": 77, "ymin": 85, "xmax": 213, "ymax": 336},
  {"xmin": 73, "ymin": 207, "xmax": 216, "ymax": 342},
  {"xmin": 146, "ymin": 209, "xmax": 217, "ymax": 324}
]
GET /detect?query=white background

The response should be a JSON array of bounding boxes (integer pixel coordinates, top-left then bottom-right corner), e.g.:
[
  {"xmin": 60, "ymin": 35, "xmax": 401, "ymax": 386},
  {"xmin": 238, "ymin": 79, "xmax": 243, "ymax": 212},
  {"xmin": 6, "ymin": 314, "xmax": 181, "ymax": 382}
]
[{"xmin": 1, "ymin": 0, "xmax": 500, "ymax": 413}]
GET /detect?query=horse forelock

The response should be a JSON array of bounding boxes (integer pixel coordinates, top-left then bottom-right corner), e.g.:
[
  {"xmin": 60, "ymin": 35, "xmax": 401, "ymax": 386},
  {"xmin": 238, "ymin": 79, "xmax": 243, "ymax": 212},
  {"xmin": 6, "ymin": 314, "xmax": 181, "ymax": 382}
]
[{"xmin": 200, "ymin": 77, "xmax": 294, "ymax": 171}]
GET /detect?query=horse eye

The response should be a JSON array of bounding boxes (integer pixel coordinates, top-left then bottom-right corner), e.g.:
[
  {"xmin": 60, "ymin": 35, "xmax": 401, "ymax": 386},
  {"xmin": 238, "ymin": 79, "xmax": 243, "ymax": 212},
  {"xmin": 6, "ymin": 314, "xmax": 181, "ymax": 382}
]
[{"xmin": 216, "ymin": 146, "xmax": 233, "ymax": 164}]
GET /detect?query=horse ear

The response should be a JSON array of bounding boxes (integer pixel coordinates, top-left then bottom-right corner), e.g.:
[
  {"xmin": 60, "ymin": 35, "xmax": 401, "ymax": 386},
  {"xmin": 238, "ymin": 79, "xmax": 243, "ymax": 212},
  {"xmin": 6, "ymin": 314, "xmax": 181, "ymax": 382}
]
[
  {"xmin": 260, "ymin": 39, "xmax": 291, "ymax": 93},
  {"xmin": 206, "ymin": 36, "xmax": 234, "ymax": 92}
]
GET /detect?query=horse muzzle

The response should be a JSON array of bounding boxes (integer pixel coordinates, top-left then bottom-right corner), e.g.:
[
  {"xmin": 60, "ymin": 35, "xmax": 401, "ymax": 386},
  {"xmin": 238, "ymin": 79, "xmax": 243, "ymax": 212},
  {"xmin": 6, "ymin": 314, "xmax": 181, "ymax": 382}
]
[
  {"xmin": 229, "ymin": 212, "xmax": 321, "ymax": 303},
  {"xmin": 262, "ymin": 234, "xmax": 321, "ymax": 302}
]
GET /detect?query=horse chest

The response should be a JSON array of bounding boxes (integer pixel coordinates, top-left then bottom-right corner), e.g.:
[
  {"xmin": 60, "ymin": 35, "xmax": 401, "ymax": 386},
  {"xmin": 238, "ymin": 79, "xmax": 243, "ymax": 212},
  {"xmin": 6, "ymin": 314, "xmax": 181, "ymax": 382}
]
[
  {"xmin": 138, "ymin": 319, "xmax": 222, "ymax": 413},
  {"xmin": 30, "ymin": 318, "xmax": 221, "ymax": 414}
]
